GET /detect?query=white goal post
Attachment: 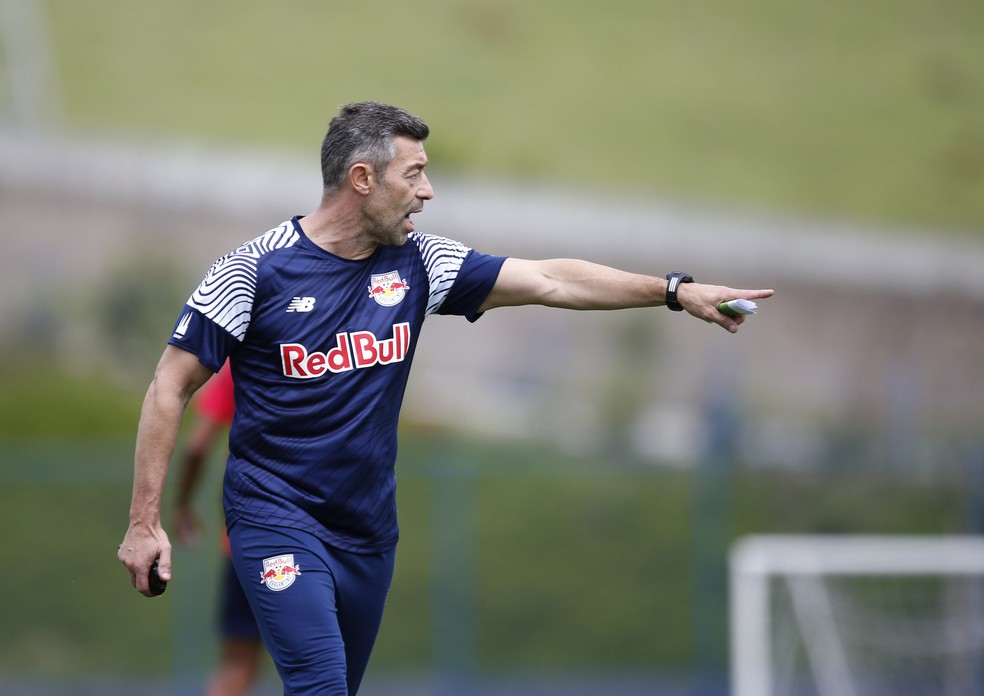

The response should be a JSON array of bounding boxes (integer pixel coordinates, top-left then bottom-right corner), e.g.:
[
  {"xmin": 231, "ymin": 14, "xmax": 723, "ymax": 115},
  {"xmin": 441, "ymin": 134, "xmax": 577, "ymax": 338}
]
[{"xmin": 730, "ymin": 535, "xmax": 984, "ymax": 696}]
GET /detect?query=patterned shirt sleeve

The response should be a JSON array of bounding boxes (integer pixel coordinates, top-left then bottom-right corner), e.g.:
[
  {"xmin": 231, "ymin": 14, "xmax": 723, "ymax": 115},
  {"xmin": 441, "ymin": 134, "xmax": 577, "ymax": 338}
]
[
  {"xmin": 188, "ymin": 221, "xmax": 299, "ymax": 340},
  {"xmin": 169, "ymin": 221, "xmax": 299, "ymax": 370},
  {"xmin": 413, "ymin": 233, "xmax": 506, "ymax": 320}
]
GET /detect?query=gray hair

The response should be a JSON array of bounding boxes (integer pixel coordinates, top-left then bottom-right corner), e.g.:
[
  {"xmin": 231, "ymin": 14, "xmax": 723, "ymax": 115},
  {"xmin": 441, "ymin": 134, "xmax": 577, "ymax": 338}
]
[{"xmin": 320, "ymin": 101, "xmax": 430, "ymax": 193}]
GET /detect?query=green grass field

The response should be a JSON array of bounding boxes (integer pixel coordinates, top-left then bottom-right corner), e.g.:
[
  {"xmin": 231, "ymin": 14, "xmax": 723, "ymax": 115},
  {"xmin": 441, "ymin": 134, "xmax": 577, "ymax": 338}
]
[{"xmin": 35, "ymin": 0, "xmax": 984, "ymax": 234}]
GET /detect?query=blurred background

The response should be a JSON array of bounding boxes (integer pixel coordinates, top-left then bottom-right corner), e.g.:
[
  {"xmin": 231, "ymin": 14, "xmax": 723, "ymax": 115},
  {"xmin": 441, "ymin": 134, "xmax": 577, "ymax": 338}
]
[{"xmin": 1, "ymin": 0, "xmax": 983, "ymax": 694}]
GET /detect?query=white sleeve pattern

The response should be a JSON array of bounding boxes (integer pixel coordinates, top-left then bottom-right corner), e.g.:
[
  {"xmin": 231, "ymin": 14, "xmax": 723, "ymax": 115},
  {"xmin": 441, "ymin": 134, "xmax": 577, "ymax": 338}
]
[
  {"xmin": 412, "ymin": 233, "xmax": 472, "ymax": 317},
  {"xmin": 187, "ymin": 221, "xmax": 299, "ymax": 341}
]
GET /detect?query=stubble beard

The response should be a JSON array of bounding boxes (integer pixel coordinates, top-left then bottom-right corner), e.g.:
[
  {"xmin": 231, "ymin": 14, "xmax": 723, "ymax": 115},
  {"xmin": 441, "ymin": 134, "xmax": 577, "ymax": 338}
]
[{"xmin": 362, "ymin": 203, "xmax": 410, "ymax": 248}]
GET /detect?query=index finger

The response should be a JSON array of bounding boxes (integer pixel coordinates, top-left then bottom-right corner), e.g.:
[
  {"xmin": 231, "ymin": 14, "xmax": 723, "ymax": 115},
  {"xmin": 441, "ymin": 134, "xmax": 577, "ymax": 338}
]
[{"xmin": 741, "ymin": 288, "xmax": 774, "ymax": 300}]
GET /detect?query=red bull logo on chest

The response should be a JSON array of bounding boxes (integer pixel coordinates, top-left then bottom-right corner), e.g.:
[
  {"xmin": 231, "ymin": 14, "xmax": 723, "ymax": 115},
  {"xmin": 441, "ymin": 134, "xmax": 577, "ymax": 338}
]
[
  {"xmin": 259, "ymin": 553, "xmax": 302, "ymax": 592},
  {"xmin": 281, "ymin": 322, "xmax": 411, "ymax": 379},
  {"xmin": 368, "ymin": 270, "xmax": 410, "ymax": 307}
]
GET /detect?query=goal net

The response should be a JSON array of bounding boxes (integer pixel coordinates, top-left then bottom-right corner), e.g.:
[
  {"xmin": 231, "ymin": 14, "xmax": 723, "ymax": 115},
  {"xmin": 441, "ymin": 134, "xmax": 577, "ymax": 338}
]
[{"xmin": 730, "ymin": 535, "xmax": 984, "ymax": 696}]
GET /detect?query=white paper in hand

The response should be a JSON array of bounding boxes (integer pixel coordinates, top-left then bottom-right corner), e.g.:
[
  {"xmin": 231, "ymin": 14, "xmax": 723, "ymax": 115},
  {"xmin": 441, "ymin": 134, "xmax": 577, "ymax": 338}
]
[{"xmin": 718, "ymin": 299, "xmax": 758, "ymax": 317}]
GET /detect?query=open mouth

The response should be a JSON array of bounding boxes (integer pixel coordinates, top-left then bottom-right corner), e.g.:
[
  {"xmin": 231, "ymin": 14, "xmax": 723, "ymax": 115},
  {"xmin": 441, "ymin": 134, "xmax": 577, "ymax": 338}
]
[{"xmin": 403, "ymin": 211, "xmax": 418, "ymax": 231}]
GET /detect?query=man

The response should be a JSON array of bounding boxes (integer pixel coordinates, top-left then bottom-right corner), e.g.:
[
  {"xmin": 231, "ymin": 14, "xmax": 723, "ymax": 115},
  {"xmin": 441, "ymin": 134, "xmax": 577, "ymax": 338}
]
[
  {"xmin": 119, "ymin": 101, "xmax": 773, "ymax": 695},
  {"xmin": 172, "ymin": 361, "xmax": 266, "ymax": 696}
]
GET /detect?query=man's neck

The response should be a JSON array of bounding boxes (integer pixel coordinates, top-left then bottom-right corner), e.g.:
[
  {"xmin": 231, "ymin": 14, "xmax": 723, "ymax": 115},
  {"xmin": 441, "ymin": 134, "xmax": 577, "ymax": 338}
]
[{"xmin": 298, "ymin": 203, "xmax": 377, "ymax": 260}]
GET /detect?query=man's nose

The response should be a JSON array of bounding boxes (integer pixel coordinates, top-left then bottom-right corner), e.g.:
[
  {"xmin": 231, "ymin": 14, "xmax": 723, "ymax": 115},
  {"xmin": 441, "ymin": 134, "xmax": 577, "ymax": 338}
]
[{"xmin": 418, "ymin": 173, "xmax": 434, "ymax": 200}]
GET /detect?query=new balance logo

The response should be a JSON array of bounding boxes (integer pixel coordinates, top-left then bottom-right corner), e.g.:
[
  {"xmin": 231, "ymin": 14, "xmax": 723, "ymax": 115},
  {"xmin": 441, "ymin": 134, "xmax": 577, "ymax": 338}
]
[{"xmin": 286, "ymin": 297, "xmax": 316, "ymax": 313}]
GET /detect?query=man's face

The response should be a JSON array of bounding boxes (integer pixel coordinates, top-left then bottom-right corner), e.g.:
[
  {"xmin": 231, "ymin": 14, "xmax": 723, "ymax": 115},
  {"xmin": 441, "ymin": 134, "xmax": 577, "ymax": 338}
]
[{"xmin": 363, "ymin": 136, "xmax": 434, "ymax": 246}]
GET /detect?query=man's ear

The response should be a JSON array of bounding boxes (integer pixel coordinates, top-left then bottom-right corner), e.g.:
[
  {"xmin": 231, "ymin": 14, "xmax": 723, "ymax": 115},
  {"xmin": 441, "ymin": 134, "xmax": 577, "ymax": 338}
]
[{"xmin": 349, "ymin": 163, "xmax": 373, "ymax": 195}]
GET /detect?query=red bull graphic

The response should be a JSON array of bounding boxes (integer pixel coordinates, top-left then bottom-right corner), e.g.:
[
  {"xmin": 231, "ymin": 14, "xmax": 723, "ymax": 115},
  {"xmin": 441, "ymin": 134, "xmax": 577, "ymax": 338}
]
[
  {"xmin": 281, "ymin": 322, "xmax": 411, "ymax": 379},
  {"xmin": 259, "ymin": 553, "xmax": 302, "ymax": 592},
  {"xmin": 368, "ymin": 270, "xmax": 410, "ymax": 307}
]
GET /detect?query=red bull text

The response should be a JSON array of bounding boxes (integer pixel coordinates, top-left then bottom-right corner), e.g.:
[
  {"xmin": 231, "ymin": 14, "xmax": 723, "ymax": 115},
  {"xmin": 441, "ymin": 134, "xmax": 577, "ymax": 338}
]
[{"xmin": 280, "ymin": 323, "xmax": 411, "ymax": 378}]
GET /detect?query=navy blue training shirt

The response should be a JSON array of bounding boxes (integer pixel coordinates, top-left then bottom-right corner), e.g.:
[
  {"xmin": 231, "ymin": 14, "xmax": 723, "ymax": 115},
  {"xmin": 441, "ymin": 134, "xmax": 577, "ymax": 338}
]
[{"xmin": 169, "ymin": 217, "xmax": 506, "ymax": 552}]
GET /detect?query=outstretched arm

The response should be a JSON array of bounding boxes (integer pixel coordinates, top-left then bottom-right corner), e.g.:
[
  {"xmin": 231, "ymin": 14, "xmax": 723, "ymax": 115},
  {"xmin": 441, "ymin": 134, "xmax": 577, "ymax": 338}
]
[
  {"xmin": 118, "ymin": 345, "xmax": 214, "ymax": 596},
  {"xmin": 479, "ymin": 258, "xmax": 774, "ymax": 333}
]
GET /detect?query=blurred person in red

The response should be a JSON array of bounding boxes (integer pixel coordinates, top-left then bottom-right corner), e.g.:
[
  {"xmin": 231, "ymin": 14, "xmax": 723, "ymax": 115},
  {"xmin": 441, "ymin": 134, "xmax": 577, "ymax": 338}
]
[{"xmin": 173, "ymin": 361, "xmax": 265, "ymax": 696}]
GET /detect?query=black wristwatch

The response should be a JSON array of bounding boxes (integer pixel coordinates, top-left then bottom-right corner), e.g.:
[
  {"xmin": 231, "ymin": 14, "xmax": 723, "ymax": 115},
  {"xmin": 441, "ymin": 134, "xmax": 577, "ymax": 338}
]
[{"xmin": 664, "ymin": 272, "xmax": 694, "ymax": 312}]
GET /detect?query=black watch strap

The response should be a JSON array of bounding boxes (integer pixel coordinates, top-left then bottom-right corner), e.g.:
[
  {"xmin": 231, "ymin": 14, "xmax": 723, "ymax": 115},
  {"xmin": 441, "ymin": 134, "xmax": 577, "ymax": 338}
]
[{"xmin": 664, "ymin": 272, "xmax": 694, "ymax": 312}]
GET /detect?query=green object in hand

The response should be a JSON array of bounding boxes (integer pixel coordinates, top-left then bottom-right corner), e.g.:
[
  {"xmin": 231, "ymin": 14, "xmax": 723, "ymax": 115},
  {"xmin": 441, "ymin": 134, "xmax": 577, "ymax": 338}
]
[{"xmin": 718, "ymin": 299, "xmax": 758, "ymax": 317}]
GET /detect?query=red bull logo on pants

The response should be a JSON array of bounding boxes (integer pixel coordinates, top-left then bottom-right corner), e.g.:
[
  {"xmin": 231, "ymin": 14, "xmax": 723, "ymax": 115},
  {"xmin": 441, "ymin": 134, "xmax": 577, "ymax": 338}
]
[{"xmin": 260, "ymin": 553, "xmax": 302, "ymax": 591}]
